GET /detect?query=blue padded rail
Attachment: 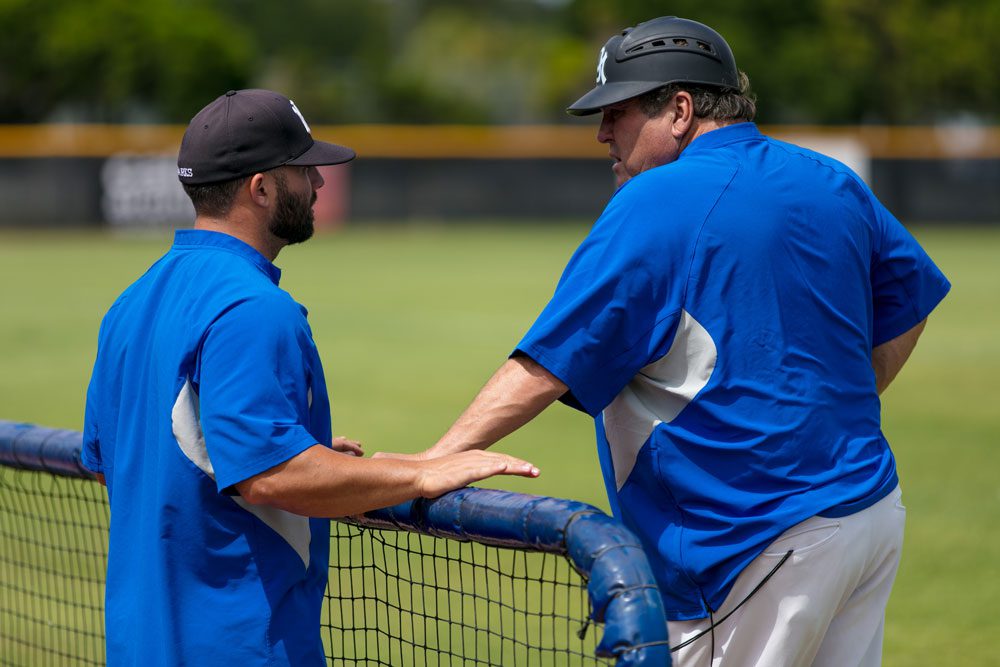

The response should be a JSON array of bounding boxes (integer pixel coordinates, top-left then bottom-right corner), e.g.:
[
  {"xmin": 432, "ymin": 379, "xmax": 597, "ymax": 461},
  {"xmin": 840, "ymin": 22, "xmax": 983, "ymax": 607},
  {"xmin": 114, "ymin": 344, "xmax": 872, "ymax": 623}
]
[{"xmin": 0, "ymin": 420, "xmax": 96, "ymax": 479}]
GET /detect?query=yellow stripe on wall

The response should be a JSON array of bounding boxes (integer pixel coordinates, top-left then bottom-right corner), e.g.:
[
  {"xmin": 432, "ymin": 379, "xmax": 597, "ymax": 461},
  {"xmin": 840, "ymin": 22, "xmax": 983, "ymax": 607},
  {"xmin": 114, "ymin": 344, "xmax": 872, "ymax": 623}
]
[
  {"xmin": 1, "ymin": 124, "xmax": 998, "ymax": 160},
  {"xmin": 0, "ymin": 125, "xmax": 185, "ymax": 158}
]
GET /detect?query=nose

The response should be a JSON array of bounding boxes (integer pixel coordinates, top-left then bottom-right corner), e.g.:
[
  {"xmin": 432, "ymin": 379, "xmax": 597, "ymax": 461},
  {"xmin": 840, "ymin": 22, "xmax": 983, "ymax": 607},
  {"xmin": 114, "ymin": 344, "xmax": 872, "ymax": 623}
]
[
  {"xmin": 597, "ymin": 110, "xmax": 614, "ymax": 144},
  {"xmin": 308, "ymin": 166, "xmax": 325, "ymax": 191}
]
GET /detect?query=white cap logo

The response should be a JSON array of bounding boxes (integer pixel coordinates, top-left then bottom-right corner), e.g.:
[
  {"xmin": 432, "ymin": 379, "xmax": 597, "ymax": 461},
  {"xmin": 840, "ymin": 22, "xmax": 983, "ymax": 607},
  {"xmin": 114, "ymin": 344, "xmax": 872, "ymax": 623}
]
[
  {"xmin": 289, "ymin": 100, "xmax": 311, "ymax": 134},
  {"xmin": 596, "ymin": 47, "xmax": 608, "ymax": 85}
]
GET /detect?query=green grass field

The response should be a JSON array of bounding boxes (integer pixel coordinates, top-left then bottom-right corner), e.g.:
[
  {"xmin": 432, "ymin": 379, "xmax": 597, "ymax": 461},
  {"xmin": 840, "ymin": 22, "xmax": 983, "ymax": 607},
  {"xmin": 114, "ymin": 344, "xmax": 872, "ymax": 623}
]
[{"xmin": 0, "ymin": 223, "xmax": 997, "ymax": 665}]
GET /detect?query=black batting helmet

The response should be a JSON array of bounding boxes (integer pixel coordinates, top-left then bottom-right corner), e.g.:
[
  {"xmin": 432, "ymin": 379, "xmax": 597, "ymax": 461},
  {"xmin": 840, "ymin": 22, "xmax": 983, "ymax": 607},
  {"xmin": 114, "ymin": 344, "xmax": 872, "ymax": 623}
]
[{"xmin": 567, "ymin": 16, "xmax": 739, "ymax": 116}]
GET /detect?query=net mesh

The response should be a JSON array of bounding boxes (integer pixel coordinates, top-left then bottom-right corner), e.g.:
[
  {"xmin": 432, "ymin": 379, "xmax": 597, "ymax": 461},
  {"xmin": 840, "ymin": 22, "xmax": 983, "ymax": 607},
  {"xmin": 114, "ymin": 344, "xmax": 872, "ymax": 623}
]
[
  {"xmin": 0, "ymin": 465, "xmax": 107, "ymax": 666},
  {"xmin": 326, "ymin": 522, "xmax": 607, "ymax": 666},
  {"xmin": 0, "ymin": 466, "xmax": 611, "ymax": 666}
]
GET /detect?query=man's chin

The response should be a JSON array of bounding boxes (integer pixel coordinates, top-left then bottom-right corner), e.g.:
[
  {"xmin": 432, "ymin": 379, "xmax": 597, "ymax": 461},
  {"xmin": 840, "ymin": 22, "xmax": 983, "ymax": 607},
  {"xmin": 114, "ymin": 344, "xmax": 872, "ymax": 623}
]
[
  {"xmin": 283, "ymin": 223, "xmax": 314, "ymax": 246},
  {"xmin": 272, "ymin": 216, "xmax": 315, "ymax": 246},
  {"xmin": 612, "ymin": 163, "xmax": 629, "ymax": 187}
]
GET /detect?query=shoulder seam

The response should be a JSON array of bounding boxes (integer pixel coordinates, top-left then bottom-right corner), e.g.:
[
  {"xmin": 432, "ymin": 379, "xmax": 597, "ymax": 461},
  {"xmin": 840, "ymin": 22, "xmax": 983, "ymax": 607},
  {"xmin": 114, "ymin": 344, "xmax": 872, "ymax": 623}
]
[{"xmin": 679, "ymin": 161, "xmax": 743, "ymax": 312}]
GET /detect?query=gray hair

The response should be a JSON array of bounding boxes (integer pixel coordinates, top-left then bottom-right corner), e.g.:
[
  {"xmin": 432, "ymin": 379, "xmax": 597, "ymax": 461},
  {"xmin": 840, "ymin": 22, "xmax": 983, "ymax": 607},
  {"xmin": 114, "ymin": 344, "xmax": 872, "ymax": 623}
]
[{"xmin": 638, "ymin": 71, "xmax": 756, "ymax": 122}]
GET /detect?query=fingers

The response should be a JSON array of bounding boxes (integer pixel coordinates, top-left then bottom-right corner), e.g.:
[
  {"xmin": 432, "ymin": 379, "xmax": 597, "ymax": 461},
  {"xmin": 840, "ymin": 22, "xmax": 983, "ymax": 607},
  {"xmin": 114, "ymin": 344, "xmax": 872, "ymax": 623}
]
[
  {"xmin": 331, "ymin": 436, "xmax": 363, "ymax": 457},
  {"xmin": 489, "ymin": 453, "xmax": 540, "ymax": 478},
  {"xmin": 417, "ymin": 451, "xmax": 540, "ymax": 498},
  {"xmin": 455, "ymin": 451, "xmax": 540, "ymax": 480}
]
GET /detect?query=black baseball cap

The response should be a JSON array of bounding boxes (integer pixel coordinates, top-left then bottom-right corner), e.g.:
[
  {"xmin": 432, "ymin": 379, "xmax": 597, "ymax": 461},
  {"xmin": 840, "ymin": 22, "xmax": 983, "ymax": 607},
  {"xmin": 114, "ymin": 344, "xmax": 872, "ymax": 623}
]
[
  {"xmin": 177, "ymin": 89, "xmax": 355, "ymax": 185},
  {"xmin": 567, "ymin": 17, "xmax": 739, "ymax": 116}
]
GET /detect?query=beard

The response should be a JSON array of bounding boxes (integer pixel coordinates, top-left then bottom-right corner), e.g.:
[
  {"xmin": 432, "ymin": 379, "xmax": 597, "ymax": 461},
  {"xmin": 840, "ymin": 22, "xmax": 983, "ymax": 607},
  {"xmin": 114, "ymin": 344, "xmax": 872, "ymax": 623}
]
[{"xmin": 268, "ymin": 172, "xmax": 316, "ymax": 245}]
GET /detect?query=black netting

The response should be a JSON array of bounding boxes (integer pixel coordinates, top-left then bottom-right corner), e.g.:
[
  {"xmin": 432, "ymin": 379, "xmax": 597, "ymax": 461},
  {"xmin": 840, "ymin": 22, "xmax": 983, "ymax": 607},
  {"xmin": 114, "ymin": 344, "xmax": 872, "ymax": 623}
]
[
  {"xmin": 324, "ymin": 522, "xmax": 609, "ymax": 666},
  {"xmin": 0, "ymin": 466, "xmax": 107, "ymax": 666},
  {"xmin": 0, "ymin": 467, "xmax": 611, "ymax": 666}
]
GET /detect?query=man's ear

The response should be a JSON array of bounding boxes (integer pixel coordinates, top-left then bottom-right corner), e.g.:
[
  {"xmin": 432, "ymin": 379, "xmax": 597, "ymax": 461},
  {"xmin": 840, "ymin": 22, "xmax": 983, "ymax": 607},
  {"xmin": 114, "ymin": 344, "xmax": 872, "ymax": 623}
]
[
  {"xmin": 248, "ymin": 173, "xmax": 270, "ymax": 209},
  {"xmin": 670, "ymin": 90, "xmax": 695, "ymax": 139}
]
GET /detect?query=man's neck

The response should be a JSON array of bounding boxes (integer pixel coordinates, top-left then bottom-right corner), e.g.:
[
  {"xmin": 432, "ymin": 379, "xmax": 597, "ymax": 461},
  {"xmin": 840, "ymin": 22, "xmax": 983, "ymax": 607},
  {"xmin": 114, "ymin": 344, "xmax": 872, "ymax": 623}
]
[
  {"xmin": 680, "ymin": 118, "xmax": 738, "ymax": 153},
  {"xmin": 193, "ymin": 215, "xmax": 283, "ymax": 262}
]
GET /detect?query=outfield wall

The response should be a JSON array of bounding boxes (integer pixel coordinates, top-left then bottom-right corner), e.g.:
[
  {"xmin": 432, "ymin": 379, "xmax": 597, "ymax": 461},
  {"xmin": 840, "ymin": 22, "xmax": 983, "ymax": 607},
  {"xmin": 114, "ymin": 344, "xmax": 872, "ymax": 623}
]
[{"xmin": 0, "ymin": 125, "xmax": 997, "ymax": 226}]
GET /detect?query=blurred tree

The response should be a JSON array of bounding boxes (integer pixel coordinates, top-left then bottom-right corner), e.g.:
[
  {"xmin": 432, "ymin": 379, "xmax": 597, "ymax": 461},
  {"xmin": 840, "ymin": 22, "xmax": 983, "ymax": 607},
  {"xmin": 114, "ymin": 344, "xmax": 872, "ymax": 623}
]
[
  {"xmin": 0, "ymin": 0, "xmax": 995, "ymax": 124},
  {"xmin": 381, "ymin": 5, "xmax": 591, "ymax": 123},
  {"xmin": 214, "ymin": 0, "xmax": 393, "ymax": 122},
  {"xmin": 0, "ymin": 0, "xmax": 253, "ymax": 122},
  {"xmin": 816, "ymin": 0, "xmax": 1000, "ymax": 123},
  {"xmin": 215, "ymin": 0, "xmax": 591, "ymax": 123},
  {"xmin": 562, "ymin": 0, "xmax": 1000, "ymax": 124}
]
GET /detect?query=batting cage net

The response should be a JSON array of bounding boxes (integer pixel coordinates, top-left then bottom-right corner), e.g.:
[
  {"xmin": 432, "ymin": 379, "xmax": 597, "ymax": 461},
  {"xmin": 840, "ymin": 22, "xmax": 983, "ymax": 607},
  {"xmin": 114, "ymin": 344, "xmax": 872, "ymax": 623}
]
[{"xmin": 0, "ymin": 421, "xmax": 669, "ymax": 666}]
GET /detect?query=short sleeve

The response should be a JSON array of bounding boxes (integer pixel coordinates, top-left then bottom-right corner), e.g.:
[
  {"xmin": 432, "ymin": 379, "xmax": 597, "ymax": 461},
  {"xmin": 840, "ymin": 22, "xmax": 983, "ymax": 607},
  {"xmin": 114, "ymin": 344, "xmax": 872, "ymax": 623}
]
[
  {"xmin": 515, "ymin": 182, "xmax": 688, "ymax": 416},
  {"xmin": 82, "ymin": 318, "xmax": 109, "ymax": 475},
  {"xmin": 870, "ymin": 199, "xmax": 951, "ymax": 346},
  {"xmin": 197, "ymin": 295, "xmax": 321, "ymax": 491},
  {"xmin": 82, "ymin": 372, "xmax": 104, "ymax": 474}
]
